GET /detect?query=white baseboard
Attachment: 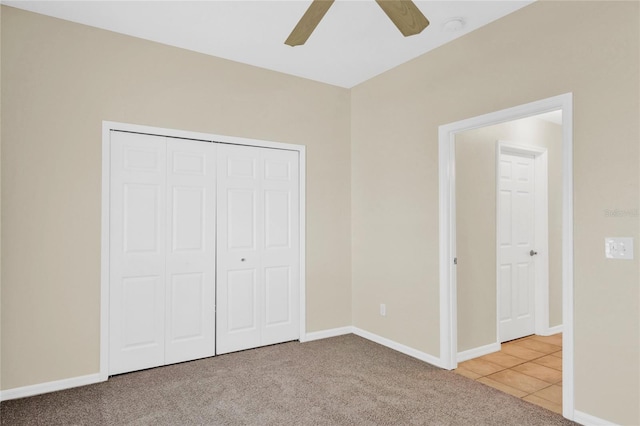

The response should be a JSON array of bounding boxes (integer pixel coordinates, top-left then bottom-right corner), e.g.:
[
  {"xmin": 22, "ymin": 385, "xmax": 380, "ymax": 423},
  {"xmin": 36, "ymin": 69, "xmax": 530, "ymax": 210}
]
[
  {"xmin": 457, "ymin": 342, "xmax": 500, "ymax": 363},
  {"xmin": 302, "ymin": 326, "xmax": 446, "ymax": 369},
  {"xmin": 573, "ymin": 410, "xmax": 619, "ymax": 426},
  {"xmin": 1, "ymin": 326, "xmax": 443, "ymax": 401},
  {"xmin": 352, "ymin": 327, "xmax": 446, "ymax": 369},
  {"xmin": 301, "ymin": 326, "xmax": 353, "ymax": 342},
  {"xmin": 0, "ymin": 373, "xmax": 105, "ymax": 402},
  {"xmin": 539, "ymin": 324, "xmax": 563, "ymax": 336}
]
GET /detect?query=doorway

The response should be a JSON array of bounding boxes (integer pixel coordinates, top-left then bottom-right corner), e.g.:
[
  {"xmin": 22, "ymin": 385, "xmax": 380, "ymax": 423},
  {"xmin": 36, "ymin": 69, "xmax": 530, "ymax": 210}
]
[
  {"xmin": 438, "ymin": 94, "xmax": 574, "ymax": 419},
  {"xmin": 454, "ymin": 117, "xmax": 561, "ymax": 353}
]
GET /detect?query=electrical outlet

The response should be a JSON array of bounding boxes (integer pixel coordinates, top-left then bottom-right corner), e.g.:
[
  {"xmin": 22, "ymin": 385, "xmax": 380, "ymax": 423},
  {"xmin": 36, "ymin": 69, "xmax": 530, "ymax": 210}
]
[
  {"xmin": 380, "ymin": 303, "xmax": 386, "ymax": 317},
  {"xmin": 605, "ymin": 237, "xmax": 634, "ymax": 260}
]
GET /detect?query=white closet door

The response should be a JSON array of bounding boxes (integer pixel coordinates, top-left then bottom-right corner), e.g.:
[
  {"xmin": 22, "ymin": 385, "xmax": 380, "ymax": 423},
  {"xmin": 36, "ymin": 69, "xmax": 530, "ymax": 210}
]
[
  {"xmin": 109, "ymin": 132, "xmax": 167, "ymax": 375},
  {"xmin": 216, "ymin": 145, "xmax": 262, "ymax": 354},
  {"xmin": 110, "ymin": 133, "xmax": 217, "ymax": 375},
  {"xmin": 216, "ymin": 144, "xmax": 299, "ymax": 354},
  {"xmin": 165, "ymin": 140, "xmax": 216, "ymax": 364},
  {"xmin": 261, "ymin": 148, "xmax": 300, "ymax": 346}
]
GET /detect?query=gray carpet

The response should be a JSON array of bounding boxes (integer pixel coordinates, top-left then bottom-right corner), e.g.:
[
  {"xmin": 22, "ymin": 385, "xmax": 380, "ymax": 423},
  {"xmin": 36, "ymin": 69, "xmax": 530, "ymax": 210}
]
[{"xmin": 1, "ymin": 334, "xmax": 576, "ymax": 425}]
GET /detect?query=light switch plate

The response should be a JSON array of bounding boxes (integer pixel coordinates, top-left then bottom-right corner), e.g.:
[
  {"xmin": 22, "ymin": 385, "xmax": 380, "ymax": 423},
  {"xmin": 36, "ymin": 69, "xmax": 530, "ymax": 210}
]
[{"xmin": 605, "ymin": 237, "xmax": 634, "ymax": 260}]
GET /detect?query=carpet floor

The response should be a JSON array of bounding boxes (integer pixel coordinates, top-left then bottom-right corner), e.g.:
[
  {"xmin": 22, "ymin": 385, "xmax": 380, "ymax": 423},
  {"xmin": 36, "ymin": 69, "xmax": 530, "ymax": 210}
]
[{"xmin": 0, "ymin": 334, "xmax": 576, "ymax": 425}]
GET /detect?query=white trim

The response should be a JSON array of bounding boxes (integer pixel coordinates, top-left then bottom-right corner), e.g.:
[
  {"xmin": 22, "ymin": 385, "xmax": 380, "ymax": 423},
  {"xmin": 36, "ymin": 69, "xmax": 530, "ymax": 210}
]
[
  {"xmin": 457, "ymin": 342, "xmax": 500, "ymax": 363},
  {"xmin": 298, "ymin": 147, "xmax": 307, "ymax": 342},
  {"xmin": 496, "ymin": 141, "xmax": 550, "ymax": 340},
  {"xmin": 0, "ymin": 327, "xmax": 442, "ymax": 401},
  {"xmin": 0, "ymin": 373, "xmax": 105, "ymax": 402},
  {"xmin": 438, "ymin": 123, "xmax": 456, "ymax": 370},
  {"xmin": 533, "ymin": 147, "xmax": 550, "ymax": 336},
  {"xmin": 438, "ymin": 93, "xmax": 574, "ymax": 420},
  {"xmin": 352, "ymin": 327, "xmax": 446, "ymax": 369},
  {"xmin": 560, "ymin": 95, "xmax": 575, "ymax": 420},
  {"xmin": 102, "ymin": 121, "xmax": 302, "ymax": 152},
  {"xmin": 573, "ymin": 410, "xmax": 619, "ymax": 426},
  {"xmin": 539, "ymin": 324, "xmax": 563, "ymax": 336},
  {"xmin": 100, "ymin": 124, "xmax": 111, "ymax": 381},
  {"xmin": 101, "ymin": 121, "xmax": 307, "ymax": 379},
  {"xmin": 302, "ymin": 326, "xmax": 447, "ymax": 368},
  {"xmin": 498, "ymin": 142, "xmax": 547, "ymax": 157},
  {"xmin": 301, "ymin": 326, "xmax": 353, "ymax": 342}
]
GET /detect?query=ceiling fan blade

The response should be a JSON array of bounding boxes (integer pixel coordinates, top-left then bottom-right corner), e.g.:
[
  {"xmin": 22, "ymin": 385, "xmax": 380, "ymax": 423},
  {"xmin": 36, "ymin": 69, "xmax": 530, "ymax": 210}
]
[
  {"xmin": 285, "ymin": 0, "xmax": 335, "ymax": 47},
  {"xmin": 375, "ymin": 0, "xmax": 429, "ymax": 37}
]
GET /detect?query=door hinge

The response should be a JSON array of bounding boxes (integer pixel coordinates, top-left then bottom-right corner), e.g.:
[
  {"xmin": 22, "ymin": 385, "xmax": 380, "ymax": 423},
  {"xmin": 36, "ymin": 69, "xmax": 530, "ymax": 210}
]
[{"xmin": 454, "ymin": 257, "xmax": 457, "ymax": 265}]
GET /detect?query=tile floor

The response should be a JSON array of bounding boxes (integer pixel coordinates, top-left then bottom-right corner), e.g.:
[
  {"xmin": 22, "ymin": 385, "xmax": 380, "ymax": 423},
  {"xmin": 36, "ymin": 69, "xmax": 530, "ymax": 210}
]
[{"xmin": 454, "ymin": 333, "xmax": 563, "ymax": 414}]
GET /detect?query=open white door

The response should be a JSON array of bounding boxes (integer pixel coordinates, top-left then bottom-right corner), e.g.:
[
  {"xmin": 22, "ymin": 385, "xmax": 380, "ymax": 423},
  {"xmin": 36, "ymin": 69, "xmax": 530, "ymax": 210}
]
[
  {"xmin": 216, "ymin": 144, "xmax": 300, "ymax": 354},
  {"xmin": 498, "ymin": 152, "xmax": 536, "ymax": 342}
]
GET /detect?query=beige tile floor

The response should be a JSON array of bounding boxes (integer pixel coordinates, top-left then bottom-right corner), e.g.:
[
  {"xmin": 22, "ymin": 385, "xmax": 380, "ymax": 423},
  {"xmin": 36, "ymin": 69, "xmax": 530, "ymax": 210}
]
[{"xmin": 454, "ymin": 333, "xmax": 563, "ymax": 414}]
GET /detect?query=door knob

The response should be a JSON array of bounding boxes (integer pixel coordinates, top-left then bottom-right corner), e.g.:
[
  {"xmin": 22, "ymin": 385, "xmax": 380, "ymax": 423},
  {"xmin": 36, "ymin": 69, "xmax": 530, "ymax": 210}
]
[{"xmin": 529, "ymin": 250, "xmax": 538, "ymax": 256}]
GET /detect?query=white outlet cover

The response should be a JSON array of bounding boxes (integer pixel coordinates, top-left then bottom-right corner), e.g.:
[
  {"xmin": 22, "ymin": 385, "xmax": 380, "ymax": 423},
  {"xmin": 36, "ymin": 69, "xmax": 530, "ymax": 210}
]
[{"xmin": 605, "ymin": 237, "xmax": 634, "ymax": 260}]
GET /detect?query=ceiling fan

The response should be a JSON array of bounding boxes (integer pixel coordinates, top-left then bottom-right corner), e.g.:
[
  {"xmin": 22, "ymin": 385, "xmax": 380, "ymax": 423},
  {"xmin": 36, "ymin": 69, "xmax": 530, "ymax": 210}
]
[{"xmin": 285, "ymin": 0, "xmax": 429, "ymax": 47}]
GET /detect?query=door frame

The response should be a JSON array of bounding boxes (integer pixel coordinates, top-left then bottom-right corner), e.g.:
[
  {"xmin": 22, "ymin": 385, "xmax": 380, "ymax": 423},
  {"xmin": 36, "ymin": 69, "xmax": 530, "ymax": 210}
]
[
  {"xmin": 438, "ymin": 93, "xmax": 574, "ymax": 419},
  {"xmin": 100, "ymin": 121, "xmax": 307, "ymax": 380},
  {"xmin": 496, "ymin": 142, "xmax": 550, "ymax": 341}
]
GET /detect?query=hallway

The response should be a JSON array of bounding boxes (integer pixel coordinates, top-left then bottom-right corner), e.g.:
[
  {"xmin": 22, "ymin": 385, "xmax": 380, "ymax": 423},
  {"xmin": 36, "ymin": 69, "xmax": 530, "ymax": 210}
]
[{"xmin": 454, "ymin": 333, "xmax": 563, "ymax": 414}]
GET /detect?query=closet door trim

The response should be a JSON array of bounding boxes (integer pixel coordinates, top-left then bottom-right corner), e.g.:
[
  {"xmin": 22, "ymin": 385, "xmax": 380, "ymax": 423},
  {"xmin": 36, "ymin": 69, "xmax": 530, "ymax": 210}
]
[{"xmin": 100, "ymin": 121, "xmax": 306, "ymax": 380}]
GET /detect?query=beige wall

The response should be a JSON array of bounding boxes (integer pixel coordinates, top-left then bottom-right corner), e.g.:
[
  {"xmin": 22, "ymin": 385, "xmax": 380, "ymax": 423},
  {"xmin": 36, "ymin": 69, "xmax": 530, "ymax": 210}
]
[
  {"xmin": 456, "ymin": 116, "xmax": 563, "ymax": 352},
  {"xmin": 352, "ymin": 1, "xmax": 638, "ymax": 424},
  {"xmin": 0, "ymin": 6, "xmax": 352, "ymax": 390},
  {"xmin": 2, "ymin": 1, "xmax": 640, "ymax": 424}
]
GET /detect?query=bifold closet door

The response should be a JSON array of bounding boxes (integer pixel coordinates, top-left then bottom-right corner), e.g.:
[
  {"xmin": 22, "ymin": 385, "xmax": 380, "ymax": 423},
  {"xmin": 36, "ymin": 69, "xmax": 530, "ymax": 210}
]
[
  {"xmin": 164, "ymin": 139, "xmax": 216, "ymax": 365},
  {"xmin": 109, "ymin": 132, "xmax": 216, "ymax": 375},
  {"xmin": 109, "ymin": 132, "xmax": 167, "ymax": 375},
  {"xmin": 216, "ymin": 144, "xmax": 300, "ymax": 354}
]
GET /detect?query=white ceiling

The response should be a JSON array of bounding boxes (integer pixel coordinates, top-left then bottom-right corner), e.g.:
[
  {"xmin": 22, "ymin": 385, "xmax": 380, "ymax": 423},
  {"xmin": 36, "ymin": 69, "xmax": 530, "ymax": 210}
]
[{"xmin": 3, "ymin": 0, "xmax": 535, "ymax": 88}]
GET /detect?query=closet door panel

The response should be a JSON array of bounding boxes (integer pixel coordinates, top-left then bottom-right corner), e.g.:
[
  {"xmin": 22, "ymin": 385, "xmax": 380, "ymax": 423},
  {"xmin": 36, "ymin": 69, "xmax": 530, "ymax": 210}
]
[
  {"xmin": 216, "ymin": 145, "xmax": 263, "ymax": 354},
  {"xmin": 109, "ymin": 132, "xmax": 167, "ymax": 375},
  {"xmin": 217, "ymin": 145, "xmax": 299, "ymax": 354},
  {"xmin": 264, "ymin": 266, "xmax": 291, "ymax": 326},
  {"xmin": 226, "ymin": 269, "xmax": 258, "ymax": 332},
  {"xmin": 261, "ymin": 148, "xmax": 299, "ymax": 345},
  {"xmin": 165, "ymin": 140, "xmax": 216, "ymax": 364}
]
